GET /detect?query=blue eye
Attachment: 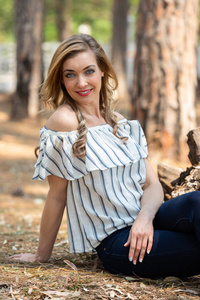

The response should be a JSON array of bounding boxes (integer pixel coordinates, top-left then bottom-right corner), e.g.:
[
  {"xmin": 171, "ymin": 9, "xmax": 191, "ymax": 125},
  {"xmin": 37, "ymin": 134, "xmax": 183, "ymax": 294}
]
[
  {"xmin": 65, "ymin": 73, "xmax": 75, "ymax": 78},
  {"xmin": 86, "ymin": 69, "xmax": 95, "ymax": 75}
]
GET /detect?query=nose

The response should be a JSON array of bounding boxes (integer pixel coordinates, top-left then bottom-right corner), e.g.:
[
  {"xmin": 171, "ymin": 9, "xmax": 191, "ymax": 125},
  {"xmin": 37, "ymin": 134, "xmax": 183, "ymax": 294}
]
[{"xmin": 76, "ymin": 75, "xmax": 87, "ymax": 89}]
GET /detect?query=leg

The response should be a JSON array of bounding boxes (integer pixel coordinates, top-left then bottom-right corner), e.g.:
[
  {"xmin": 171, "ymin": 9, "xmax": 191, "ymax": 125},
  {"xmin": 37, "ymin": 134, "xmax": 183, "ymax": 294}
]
[
  {"xmin": 96, "ymin": 226, "xmax": 200, "ymax": 278},
  {"xmin": 154, "ymin": 191, "xmax": 200, "ymax": 241}
]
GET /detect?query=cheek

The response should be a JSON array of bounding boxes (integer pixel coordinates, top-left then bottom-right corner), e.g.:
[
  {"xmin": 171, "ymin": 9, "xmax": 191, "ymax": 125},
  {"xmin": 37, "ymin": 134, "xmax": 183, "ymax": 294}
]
[
  {"xmin": 92, "ymin": 74, "xmax": 102, "ymax": 86},
  {"xmin": 63, "ymin": 80, "xmax": 74, "ymax": 93}
]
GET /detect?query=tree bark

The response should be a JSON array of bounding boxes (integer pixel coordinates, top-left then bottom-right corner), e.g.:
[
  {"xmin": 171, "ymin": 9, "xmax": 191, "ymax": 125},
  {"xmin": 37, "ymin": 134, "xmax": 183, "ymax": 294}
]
[
  {"xmin": 55, "ymin": 0, "xmax": 72, "ymax": 41},
  {"xmin": 157, "ymin": 162, "xmax": 183, "ymax": 199},
  {"xmin": 187, "ymin": 127, "xmax": 200, "ymax": 165},
  {"xmin": 12, "ymin": 0, "xmax": 43, "ymax": 119},
  {"xmin": 132, "ymin": 0, "xmax": 199, "ymax": 161},
  {"xmin": 112, "ymin": 0, "xmax": 131, "ymax": 118}
]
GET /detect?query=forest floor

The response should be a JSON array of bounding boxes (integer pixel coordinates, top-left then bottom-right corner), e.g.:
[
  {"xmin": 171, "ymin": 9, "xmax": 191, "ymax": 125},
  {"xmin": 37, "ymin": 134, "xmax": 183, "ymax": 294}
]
[{"xmin": 1, "ymin": 93, "xmax": 200, "ymax": 300}]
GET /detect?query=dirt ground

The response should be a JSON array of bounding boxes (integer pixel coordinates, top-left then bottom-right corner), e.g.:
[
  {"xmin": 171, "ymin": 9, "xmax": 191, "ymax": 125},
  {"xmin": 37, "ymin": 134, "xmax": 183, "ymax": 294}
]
[{"xmin": 1, "ymin": 94, "xmax": 200, "ymax": 300}]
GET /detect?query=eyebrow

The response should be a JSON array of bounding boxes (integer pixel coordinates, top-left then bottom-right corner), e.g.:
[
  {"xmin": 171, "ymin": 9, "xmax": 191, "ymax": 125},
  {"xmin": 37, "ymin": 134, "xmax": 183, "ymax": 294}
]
[{"xmin": 63, "ymin": 64, "xmax": 96, "ymax": 73}]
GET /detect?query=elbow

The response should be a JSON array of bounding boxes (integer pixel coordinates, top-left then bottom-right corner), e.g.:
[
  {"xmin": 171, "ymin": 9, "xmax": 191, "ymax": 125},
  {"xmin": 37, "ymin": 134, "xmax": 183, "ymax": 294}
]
[
  {"xmin": 143, "ymin": 179, "xmax": 164, "ymax": 203},
  {"xmin": 155, "ymin": 180, "xmax": 164, "ymax": 204}
]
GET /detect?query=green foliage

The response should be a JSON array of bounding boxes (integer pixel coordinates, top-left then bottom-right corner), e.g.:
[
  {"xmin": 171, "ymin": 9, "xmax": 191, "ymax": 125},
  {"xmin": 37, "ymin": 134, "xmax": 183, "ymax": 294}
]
[
  {"xmin": 0, "ymin": 0, "xmax": 14, "ymax": 42},
  {"xmin": 71, "ymin": 0, "xmax": 112, "ymax": 42},
  {"xmin": 199, "ymin": 0, "xmax": 200, "ymax": 41},
  {"xmin": 44, "ymin": 0, "xmax": 59, "ymax": 41},
  {"xmin": 44, "ymin": 0, "xmax": 60, "ymax": 41},
  {"xmin": 44, "ymin": 0, "xmax": 113, "ymax": 42},
  {"xmin": 130, "ymin": 0, "xmax": 139, "ymax": 13},
  {"xmin": 72, "ymin": 0, "xmax": 112, "ymax": 24},
  {"xmin": 0, "ymin": 0, "xmax": 139, "ymax": 43},
  {"xmin": 44, "ymin": 22, "xmax": 58, "ymax": 41},
  {"xmin": 92, "ymin": 19, "xmax": 112, "ymax": 43}
]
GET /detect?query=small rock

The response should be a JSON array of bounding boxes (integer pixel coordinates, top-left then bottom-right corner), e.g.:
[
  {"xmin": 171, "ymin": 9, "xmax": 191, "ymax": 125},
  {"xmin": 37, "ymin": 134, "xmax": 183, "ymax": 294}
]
[
  {"xmin": 34, "ymin": 198, "xmax": 44, "ymax": 205},
  {"xmin": 12, "ymin": 188, "xmax": 24, "ymax": 197}
]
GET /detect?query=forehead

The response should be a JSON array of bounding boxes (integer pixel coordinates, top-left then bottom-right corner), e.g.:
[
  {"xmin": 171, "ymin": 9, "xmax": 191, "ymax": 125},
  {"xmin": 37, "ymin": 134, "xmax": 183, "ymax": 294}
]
[{"xmin": 63, "ymin": 50, "xmax": 98, "ymax": 70}]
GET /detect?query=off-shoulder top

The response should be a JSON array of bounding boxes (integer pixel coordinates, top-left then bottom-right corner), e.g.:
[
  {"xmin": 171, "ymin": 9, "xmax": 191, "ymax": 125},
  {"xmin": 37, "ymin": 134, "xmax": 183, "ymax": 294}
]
[{"xmin": 33, "ymin": 119, "xmax": 148, "ymax": 253}]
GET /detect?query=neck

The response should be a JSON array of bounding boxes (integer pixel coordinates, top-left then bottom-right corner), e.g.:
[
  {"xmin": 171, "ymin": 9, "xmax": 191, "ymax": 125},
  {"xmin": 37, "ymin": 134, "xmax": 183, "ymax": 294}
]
[{"xmin": 78, "ymin": 103, "xmax": 102, "ymax": 119}]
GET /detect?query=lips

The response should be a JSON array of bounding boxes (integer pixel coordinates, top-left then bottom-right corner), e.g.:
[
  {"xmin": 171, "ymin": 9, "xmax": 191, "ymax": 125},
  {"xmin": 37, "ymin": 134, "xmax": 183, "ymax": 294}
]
[{"xmin": 76, "ymin": 89, "xmax": 92, "ymax": 96}]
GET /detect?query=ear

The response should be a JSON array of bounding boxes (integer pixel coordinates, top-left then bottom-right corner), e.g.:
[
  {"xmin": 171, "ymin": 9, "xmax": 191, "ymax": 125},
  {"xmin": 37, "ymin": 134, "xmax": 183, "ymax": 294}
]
[{"xmin": 101, "ymin": 71, "xmax": 104, "ymax": 78}]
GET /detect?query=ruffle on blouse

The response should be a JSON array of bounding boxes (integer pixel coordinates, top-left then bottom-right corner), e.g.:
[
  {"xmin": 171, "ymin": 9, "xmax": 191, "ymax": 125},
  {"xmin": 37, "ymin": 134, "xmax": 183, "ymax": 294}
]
[{"xmin": 32, "ymin": 119, "xmax": 148, "ymax": 181}]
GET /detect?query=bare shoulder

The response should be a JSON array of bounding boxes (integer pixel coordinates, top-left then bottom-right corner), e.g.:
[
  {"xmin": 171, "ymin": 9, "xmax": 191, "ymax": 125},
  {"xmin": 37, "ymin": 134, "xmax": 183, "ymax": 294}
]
[
  {"xmin": 113, "ymin": 111, "xmax": 125, "ymax": 121},
  {"xmin": 45, "ymin": 104, "xmax": 78, "ymax": 132}
]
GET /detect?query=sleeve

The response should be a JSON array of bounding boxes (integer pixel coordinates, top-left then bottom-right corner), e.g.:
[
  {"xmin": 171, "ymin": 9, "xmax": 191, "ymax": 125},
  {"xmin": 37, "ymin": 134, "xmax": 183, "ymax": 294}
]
[
  {"xmin": 136, "ymin": 121, "xmax": 148, "ymax": 157},
  {"xmin": 127, "ymin": 120, "xmax": 148, "ymax": 158},
  {"xmin": 32, "ymin": 129, "xmax": 87, "ymax": 181}
]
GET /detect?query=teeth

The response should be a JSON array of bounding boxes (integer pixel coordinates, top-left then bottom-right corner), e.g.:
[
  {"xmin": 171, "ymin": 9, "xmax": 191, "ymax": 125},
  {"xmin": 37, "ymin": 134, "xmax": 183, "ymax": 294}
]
[
  {"xmin": 80, "ymin": 91, "xmax": 88, "ymax": 94},
  {"xmin": 78, "ymin": 90, "xmax": 91, "ymax": 94}
]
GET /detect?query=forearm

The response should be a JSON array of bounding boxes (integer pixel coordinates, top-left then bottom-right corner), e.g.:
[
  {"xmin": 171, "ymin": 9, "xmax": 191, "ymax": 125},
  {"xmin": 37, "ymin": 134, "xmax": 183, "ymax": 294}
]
[
  {"xmin": 139, "ymin": 181, "xmax": 164, "ymax": 221},
  {"xmin": 36, "ymin": 194, "xmax": 66, "ymax": 262},
  {"xmin": 125, "ymin": 159, "xmax": 164, "ymax": 263}
]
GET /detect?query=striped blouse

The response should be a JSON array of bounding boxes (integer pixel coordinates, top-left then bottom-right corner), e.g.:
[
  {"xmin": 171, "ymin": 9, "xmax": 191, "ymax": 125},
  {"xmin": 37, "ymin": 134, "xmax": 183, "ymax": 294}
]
[{"xmin": 33, "ymin": 119, "xmax": 148, "ymax": 253}]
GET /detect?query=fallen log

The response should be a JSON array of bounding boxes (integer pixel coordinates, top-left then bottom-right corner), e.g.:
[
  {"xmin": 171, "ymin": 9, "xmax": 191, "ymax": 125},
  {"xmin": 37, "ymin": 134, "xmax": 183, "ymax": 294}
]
[
  {"xmin": 157, "ymin": 162, "xmax": 183, "ymax": 200},
  {"xmin": 158, "ymin": 127, "xmax": 200, "ymax": 200},
  {"xmin": 171, "ymin": 166, "xmax": 200, "ymax": 198},
  {"xmin": 187, "ymin": 127, "xmax": 200, "ymax": 165}
]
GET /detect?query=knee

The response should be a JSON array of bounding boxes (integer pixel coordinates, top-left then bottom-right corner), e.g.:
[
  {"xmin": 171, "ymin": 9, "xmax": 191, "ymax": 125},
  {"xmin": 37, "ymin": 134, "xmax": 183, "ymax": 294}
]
[
  {"xmin": 190, "ymin": 190, "xmax": 200, "ymax": 199},
  {"xmin": 186, "ymin": 191, "xmax": 200, "ymax": 207}
]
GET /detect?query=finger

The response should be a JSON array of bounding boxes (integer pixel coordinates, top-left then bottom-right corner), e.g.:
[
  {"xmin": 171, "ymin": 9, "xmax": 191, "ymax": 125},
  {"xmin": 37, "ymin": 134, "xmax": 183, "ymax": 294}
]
[
  {"xmin": 132, "ymin": 237, "xmax": 142, "ymax": 265},
  {"xmin": 147, "ymin": 235, "xmax": 153, "ymax": 254},
  {"xmin": 9, "ymin": 255, "xmax": 21, "ymax": 259},
  {"xmin": 138, "ymin": 236, "xmax": 148, "ymax": 263},
  {"xmin": 128, "ymin": 235, "xmax": 137, "ymax": 263},
  {"xmin": 10, "ymin": 257, "xmax": 21, "ymax": 261},
  {"xmin": 124, "ymin": 233, "xmax": 131, "ymax": 247}
]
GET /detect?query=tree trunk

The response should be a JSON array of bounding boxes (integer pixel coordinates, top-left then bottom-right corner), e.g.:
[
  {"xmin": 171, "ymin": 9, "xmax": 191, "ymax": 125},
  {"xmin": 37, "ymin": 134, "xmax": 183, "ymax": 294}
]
[
  {"xmin": 132, "ymin": 0, "xmax": 199, "ymax": 161},
  {"xmin": 112, "ymin": 0, "xmax": 131, "ymax": 118},
  {"xmin": 55, "ymin": 0, "xmax": 72, "ymax": 41},
  {"xmin": 12, "ymin": 0, "xmax": 43, "ymax": 119}
]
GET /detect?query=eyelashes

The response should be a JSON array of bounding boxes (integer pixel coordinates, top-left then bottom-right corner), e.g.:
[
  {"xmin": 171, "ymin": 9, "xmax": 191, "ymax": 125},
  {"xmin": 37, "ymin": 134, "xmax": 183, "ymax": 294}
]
[
  {"xmin": 64, "ymin": 69, "xmax": 95, "ymax": 78},
  {"xmin": 86, "ymin": 68, "xmax": 95, "ymax": 75},
  {"xmin": 65, "ymin": 73, "xmax": 75, "ymax": 78}
]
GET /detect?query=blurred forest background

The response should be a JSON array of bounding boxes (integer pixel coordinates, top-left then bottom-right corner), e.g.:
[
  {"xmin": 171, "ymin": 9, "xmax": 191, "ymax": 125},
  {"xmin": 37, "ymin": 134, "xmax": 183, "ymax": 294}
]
[
  {"xmin": 0, "ymin": 0, "xmax": 200, "ymax": 161},
  {"xmin": 1, "ymin": 2, "xmax": 200, "ymax": 299}
]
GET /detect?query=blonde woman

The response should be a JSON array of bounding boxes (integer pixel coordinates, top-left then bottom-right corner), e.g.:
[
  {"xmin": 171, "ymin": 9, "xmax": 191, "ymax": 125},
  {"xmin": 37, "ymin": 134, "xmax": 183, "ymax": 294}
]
[{"xmin": 11, "ymin": 34, "xmax": 200, "ymax": 278}]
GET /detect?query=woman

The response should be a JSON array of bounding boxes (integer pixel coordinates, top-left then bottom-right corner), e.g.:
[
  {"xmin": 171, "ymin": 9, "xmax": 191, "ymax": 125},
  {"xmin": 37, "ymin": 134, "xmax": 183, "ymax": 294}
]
[{"xmin": 10, "ymin": 34, "xmax": 200, "ymax": 278}]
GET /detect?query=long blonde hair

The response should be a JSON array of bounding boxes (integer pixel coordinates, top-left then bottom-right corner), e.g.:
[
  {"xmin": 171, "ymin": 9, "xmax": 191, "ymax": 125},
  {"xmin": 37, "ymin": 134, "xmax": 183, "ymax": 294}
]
[{"xmin": 40, "ymin": 34, "xmax": 127, "ymax": 158}]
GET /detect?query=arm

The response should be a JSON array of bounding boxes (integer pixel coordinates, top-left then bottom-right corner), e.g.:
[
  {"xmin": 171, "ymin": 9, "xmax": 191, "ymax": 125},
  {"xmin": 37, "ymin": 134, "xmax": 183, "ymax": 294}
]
[
  {"xmin": 10, "ymin": 109, "xmax": 75, "ymax": 263},
  {"xmin": 36, "ymin": 175, "xmax": 68, "ymax": 262},
  {"xmin": 124, "ymin": 158, "xmax": 164, "ymax": 265},
  {"xmin": 10, "ymin": 175, "xmax": 68, "ymax": 262}
]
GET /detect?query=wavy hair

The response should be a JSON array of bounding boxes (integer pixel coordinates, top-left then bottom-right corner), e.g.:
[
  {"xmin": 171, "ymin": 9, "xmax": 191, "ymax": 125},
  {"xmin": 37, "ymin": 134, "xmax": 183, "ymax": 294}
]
[{"xmin": 40, "ymin": 34, "xmax": 127, "ymax": 158}]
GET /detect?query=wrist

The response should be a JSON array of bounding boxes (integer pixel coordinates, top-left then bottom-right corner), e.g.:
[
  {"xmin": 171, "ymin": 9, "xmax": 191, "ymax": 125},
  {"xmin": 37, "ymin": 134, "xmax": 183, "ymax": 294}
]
[
  {"xmin": 138, "ymin": 209, "xmax": 155, "ymax": 222},
  {"xmin": 35, "ymin": 249, "xmax": 50, "ymax": 263}
]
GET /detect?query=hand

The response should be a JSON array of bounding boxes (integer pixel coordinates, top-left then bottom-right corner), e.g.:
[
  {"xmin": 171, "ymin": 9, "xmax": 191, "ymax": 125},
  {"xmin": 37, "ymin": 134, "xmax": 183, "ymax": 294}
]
[
  {"xmin": 9, "ymin": 253, "xmax": 38, "ymax": 263},
  {"xmin": 124, "ymin": 213, "xmax": 154, "ymax": 265}
]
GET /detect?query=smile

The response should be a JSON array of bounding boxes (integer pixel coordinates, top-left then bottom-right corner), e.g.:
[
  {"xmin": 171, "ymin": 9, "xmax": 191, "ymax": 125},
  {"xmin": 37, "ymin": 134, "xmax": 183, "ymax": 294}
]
[{"xmin": 76, "ymin": 89, "xmax": 92, "ymax": 96}]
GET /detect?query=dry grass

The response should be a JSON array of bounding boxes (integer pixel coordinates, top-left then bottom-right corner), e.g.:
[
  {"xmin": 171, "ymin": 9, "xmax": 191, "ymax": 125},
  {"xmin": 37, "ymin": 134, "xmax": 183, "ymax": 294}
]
[{"xmin": 1, "ymin": 94, "xmax": 200, "ymax": 299}]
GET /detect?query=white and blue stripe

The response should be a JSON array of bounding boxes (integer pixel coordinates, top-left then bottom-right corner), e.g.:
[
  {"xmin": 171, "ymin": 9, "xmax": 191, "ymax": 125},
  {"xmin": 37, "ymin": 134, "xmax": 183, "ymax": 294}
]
[{"xmin": 33, "ymin": 119, "xmax": 148, "ymax": 253}]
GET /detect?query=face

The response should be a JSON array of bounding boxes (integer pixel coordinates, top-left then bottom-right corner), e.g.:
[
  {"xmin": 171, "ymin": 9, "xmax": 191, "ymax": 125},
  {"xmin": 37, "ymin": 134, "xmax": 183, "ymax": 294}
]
[{"xmin": 62, "ymin": 50, "xmax": 104, "ymax": 108}]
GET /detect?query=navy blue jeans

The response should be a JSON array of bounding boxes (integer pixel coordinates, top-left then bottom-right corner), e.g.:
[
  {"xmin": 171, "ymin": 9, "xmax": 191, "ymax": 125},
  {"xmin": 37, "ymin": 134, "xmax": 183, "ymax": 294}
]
[{"xmin": 96, "ymin": 191, "xmax": 200, "ymax": 278}]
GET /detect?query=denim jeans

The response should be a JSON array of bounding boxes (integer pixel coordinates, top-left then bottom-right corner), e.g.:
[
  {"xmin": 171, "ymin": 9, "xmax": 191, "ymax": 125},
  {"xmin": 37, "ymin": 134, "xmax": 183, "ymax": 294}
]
[{"xmin": 96, "ymin": 191, "xmax": 200, "ymax": 278}]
